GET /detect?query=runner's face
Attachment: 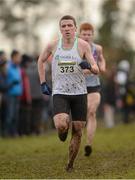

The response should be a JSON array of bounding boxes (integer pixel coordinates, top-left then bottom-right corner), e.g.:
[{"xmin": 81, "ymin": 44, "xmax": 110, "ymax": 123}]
[
  {"xmin": 60, "ymin": 20, "xmax": 76, "ymax": 39},
  {"xmin": 79, "ymin": 30, "xmax": 93, "ymax": 43}
]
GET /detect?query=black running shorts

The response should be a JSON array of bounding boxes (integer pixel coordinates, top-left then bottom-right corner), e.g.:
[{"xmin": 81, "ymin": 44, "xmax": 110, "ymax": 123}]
[
  {"xmin": 87, "ymin": 85, "xmax": 101, "ymax": 94},
  {"xmin": 53, "ymin": 94, "xmax": 87, "ymax": 121}
]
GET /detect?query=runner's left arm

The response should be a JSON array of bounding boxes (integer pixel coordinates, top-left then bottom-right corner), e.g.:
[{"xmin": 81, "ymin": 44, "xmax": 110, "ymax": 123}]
[
  {"xmin": 97, "ymin": 45, "xmax": 106, "ymax": 73},
  {"xmin": 84, "ymin": 43, "xmax": 99, "ymax": 74}
]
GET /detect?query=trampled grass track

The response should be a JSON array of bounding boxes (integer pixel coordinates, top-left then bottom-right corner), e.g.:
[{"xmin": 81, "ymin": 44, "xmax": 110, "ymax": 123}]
[{"xmin": 0, "ymin": 123, "xmax": 135, "ymax": 179}]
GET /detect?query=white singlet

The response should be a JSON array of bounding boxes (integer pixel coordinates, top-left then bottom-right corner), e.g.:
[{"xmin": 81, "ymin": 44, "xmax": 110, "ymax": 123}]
[{"xmin": 52, "ymin": 37, "xmax": 87, "ymax": 95}]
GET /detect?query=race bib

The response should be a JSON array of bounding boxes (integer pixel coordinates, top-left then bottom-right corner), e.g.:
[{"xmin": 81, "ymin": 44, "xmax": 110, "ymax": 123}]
[{"xmin": 57, "ymin": 61, "xmax": 77, "ymax": 74}]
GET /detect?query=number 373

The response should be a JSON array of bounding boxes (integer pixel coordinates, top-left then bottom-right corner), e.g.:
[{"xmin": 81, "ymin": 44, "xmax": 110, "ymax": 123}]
[{"xmin": 60, "ymin": 66, "xmax": 74, "ymax": 73}]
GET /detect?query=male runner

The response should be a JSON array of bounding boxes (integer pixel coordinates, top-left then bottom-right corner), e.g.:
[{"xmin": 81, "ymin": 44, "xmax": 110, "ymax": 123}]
[
  {"xmin": 38, "ymin": 16, "xmax": 99, "ymax": 171},
  {"xmin": 79, "ymin": 23, "xmax": 106, "ymax": 156}
]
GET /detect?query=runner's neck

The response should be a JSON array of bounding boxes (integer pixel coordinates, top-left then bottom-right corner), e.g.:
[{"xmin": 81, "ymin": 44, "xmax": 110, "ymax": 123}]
[{"xmin": 62, "ymin": 37, "xmax": 76, "ymax": 49}]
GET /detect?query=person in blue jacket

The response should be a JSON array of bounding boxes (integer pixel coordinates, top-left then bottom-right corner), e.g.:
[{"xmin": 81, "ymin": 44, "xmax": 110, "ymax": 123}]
[
  {"xmin": 6, "ymin": 50, "xmax": 22, "ymax": 136},
  {"xmin": 0, "ymin": 57, "xmax": 19, "ymax": 136}
]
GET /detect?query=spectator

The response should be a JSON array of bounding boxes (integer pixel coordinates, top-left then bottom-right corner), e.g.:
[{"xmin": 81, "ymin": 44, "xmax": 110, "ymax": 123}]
[
  {"xmin": 26, "ymin": 57, "xmax": 44, "ymax": 134},
  {"xmin": 0, "ymin": 57, "xmax": 19, "ymax": 136},
  {"xmin": 6, "ymin": 50, "xmax": 22, "ymax": 136},
  {"xmin": 18, "ymin": 54, "xmax": 32, "ymax": 136},
  {"xmin": 115, "ymin": 60, "xmax": 130, "ymax": 123},
  {"xmin": 103, "ymin": 68, "xmax": 116, "ymax": 128},
  {"xmin": 0, "ymin": 50, "xmax": 7, "ymax": 62},
  {"xmin": 0, "ymin": 58, "xmax": 8, "ymax": 136}
]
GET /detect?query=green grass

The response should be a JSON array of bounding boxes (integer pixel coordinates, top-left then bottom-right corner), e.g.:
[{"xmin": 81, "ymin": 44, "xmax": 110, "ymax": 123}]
[{"xmin": 0, "ymin": 123, "xmax": 135, "ymax": 179}]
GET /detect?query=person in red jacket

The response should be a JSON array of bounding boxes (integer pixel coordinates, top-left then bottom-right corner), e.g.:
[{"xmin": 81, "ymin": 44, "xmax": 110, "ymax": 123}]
[{"xmin": 18, "ymin": 54, "xmax": 32, "ymax": 136}]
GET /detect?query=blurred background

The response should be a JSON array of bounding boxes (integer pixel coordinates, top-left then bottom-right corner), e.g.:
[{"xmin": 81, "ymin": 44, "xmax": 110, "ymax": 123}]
[{"xmin": 0, "ymin": 0, "xmax": 135, "ymax": 137}]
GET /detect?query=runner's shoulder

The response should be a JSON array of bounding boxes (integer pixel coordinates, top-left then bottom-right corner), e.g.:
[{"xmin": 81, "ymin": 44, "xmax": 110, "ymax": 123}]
[
  {"xmin": 47, "ymin": 39, "xmax": 59, "ymax": 51},
  {"xmin": 94, "ymin": 44, "xmax": 103, "ymax": 52},
  {"xmin": 78, "ymin": 38, "xmax": 89, "ymax": 49}
]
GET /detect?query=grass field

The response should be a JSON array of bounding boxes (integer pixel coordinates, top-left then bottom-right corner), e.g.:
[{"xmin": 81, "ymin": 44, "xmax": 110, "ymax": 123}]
[{"xmin": 0, "ymin": 123, "xmax": 135, "ymax": 179}]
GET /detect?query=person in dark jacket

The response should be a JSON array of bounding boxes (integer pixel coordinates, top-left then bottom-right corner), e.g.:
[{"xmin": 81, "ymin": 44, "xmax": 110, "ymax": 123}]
[{"xmin": 0, "ymin": 59, "xmax": 19, "ymax": 136}]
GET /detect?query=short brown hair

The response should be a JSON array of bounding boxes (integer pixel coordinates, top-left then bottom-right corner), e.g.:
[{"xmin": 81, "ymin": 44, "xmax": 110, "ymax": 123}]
[
  {"xmin": 79, "ymin": 23, "xmax": 94, "ymax": 33},
  {"xmin": 59, "ymin": 15, "xmax": 76, "ymax": 27}
]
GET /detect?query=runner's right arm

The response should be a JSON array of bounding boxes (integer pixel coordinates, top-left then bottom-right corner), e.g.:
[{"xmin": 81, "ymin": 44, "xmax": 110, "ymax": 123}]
[{"xmin": 38, "ymin": 44, "xmax": 53, "ymax": 83}]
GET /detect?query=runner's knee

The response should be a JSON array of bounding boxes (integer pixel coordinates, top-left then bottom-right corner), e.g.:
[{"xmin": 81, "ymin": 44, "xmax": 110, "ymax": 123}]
[
  {"xmin": 88, "ymin": 107, "xmax": 96, "ymax": 118},
  {"xmin": 54, "ymin": 114, "xmax": 69, "ymax": 131}
]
